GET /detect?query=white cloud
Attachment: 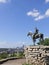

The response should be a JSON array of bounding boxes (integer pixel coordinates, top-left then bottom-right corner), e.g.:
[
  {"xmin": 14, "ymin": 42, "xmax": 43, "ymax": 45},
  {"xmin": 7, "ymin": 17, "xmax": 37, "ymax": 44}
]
[
  {"xmin": 45, "ymin": 0, "xmax": 49, "ymax": 3},
  {"xmin": 27, "ymin": 9, "xmax": 40, "ymax": 17},
  {"xmin": 27, "ymin": 9, "xmax": 49, "ymax": 21},
  {"xmin": 45, "ymin": 9, "xmax": 49, "ymax": 16},
  {"xmin": 0, "ymin": 0, "xmax": 10, "ymax": 3},
  {"xmin": 35, "ymin": 15, "xmax": 45, "ymax": 21}
]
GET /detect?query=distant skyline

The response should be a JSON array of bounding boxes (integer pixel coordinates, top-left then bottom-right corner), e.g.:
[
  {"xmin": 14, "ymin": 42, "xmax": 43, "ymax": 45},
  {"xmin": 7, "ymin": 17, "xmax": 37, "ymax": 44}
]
[{"xmin": 0, "ymin": 0, "xmax": 49, "ymax": 48}]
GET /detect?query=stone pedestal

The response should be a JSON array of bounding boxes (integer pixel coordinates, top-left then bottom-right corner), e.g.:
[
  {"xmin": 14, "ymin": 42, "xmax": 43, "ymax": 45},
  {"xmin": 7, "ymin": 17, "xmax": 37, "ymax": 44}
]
[{"xmin": 24, "ymin": 45, "xmax": 49, "ymax": 65}]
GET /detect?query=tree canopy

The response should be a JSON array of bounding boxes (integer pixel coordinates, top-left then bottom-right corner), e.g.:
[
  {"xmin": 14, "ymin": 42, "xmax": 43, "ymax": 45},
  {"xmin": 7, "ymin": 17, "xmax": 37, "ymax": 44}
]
[{"xmin": 37, "ymin": 38, "xmax": 49, "ymax": 46}]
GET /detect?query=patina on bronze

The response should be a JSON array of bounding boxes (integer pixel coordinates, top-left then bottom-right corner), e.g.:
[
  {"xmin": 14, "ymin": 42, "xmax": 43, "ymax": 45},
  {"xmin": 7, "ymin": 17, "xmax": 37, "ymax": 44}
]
[{"xmin": 27, "ymin": 28, "xmax": 44, "ymax": 45}]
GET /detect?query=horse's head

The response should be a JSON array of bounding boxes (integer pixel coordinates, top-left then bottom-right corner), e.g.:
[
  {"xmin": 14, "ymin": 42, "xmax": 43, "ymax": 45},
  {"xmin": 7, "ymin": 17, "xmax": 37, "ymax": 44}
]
[{"xmin": 27, "ymin": 31, "xmax": 33, "ymax": 36}]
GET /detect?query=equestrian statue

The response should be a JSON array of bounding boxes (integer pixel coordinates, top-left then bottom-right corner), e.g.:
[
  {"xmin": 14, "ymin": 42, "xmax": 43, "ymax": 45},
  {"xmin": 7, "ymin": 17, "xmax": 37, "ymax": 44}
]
[{"xmin": 27, "ymin": 28, "xmax": 44, "ymax": 45}]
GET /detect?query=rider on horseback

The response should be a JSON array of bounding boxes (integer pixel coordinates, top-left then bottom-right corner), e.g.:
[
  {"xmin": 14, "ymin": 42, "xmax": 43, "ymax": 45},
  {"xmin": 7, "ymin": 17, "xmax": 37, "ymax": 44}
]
[
  {"xmin": 27, "ymin": 28, "xmax": 44, "ymax": 45},
  {"xmin": 33, "ymin": 27, "xmax": 39, "ymax": 37}
]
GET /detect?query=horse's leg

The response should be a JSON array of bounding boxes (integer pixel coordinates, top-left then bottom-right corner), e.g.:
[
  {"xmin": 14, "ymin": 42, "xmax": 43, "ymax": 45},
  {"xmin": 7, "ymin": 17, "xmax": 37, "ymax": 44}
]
[
  {"xmin": 40, "ymin": 34, "xmax": 44, "ymax": 45},
  {"xmin": 33, "ymin": 39, "xmax": 36, "ymax": 46},
  {"xmin": 34, "ymin": 41, "xmax": 35, "ymax": 46},
  {"xmin": 39, "ymin": 38, "xmax": 41, "ymax": 45},
  {"xmin": 39, "ymin": 38, "xmax": 44, "ymax": 45}
]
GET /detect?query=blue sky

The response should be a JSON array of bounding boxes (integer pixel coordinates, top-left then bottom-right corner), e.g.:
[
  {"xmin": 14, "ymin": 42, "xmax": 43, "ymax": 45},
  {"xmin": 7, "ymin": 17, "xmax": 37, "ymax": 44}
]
[{"xmin": 0, "ymin": 0, "xmax": 49, "ymax": 48}]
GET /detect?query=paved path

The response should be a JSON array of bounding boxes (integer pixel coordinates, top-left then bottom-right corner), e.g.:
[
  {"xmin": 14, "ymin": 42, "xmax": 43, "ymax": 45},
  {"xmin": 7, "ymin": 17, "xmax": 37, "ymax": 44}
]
[{"xmin": 1, "ymin": 59, "xmax": 26, "ymax": 65}]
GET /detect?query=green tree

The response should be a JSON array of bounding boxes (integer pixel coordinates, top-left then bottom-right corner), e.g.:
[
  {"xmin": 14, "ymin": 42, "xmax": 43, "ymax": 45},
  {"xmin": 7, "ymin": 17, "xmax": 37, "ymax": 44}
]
[
  {"xmin": 37, "ymin": 38, "xmax": 49, "ymax": 45},
  {"xmin": 44, "ymin": 38, "xmax": 49, "ymax": 45},
  {"xmin": 0, "ymin": 52, "xmax": 8, "ymax": 59},
  {"xmin": 10, "ymin": 53, "xmax": 17, "ymax": 57}
]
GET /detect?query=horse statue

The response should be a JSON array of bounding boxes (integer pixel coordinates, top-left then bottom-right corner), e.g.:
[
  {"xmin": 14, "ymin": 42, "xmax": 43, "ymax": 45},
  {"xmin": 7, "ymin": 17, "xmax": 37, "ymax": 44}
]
[{"xmin": 27, "ymin": 28, "xmax": 44, "ymax": 45}]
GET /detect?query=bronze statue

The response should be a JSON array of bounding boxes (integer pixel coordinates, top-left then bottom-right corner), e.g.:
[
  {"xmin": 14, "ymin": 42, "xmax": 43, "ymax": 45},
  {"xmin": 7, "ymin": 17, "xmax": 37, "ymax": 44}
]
[
  {"xmin": 27, "ymin": 28, "xmax": 44, "ymax": 45},
  {"xmin": 33, "ymin": 27, "xmax": 39, "ymax": 37}
]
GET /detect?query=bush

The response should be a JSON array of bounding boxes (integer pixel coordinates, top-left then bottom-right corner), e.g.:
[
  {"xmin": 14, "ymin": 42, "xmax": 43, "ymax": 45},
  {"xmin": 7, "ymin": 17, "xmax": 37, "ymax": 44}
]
[
  {"xmin": 10, "ymin": 53, "xmax": 17, "ymax": 57},
  {"xmin": 16, "ymin": 52, "xmax": 24, "ymax": 58},
  {"xmin": 0, "ymin": 52, "xmax": 8, "ymax": 59}
]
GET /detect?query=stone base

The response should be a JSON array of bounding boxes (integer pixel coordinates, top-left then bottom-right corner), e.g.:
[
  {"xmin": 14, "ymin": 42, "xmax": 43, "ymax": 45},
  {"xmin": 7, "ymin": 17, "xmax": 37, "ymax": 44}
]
[{"xmin": 24, "ymin": 45, "xmax": 49, "ymax": 65}]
